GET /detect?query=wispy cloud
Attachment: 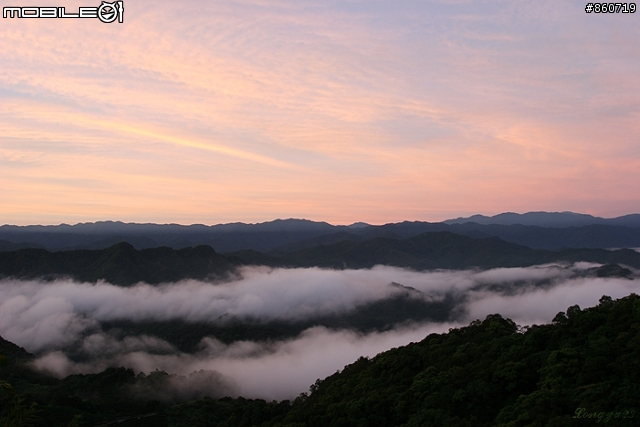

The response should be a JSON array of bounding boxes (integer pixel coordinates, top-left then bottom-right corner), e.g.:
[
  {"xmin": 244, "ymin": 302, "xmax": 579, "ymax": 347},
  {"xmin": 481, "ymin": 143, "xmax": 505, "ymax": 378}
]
[{"xmin": 1, "ymin": 0, "xmax": 639, "ymax": 224}]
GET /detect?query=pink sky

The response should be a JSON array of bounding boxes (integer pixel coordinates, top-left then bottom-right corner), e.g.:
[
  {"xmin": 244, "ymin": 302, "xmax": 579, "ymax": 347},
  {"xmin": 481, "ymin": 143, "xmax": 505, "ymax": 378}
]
[{"xmin": 1, "ymin": 0, "xmax": 639, "ymax": 225}]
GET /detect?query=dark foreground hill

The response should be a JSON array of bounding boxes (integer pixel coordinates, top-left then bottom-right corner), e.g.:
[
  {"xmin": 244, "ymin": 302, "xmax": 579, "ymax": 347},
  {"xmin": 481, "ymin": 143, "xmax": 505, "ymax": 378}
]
[
  {"xmin": 1, "ymin": 232, "xmax": 640, "ymax": 285},
  {"xmin": 273, "ymin": 294, "xmax": 640, "ymax": 427},
  {"xmin": 1, "ymin": 294, "xmax": 638, "ymax": 426}
]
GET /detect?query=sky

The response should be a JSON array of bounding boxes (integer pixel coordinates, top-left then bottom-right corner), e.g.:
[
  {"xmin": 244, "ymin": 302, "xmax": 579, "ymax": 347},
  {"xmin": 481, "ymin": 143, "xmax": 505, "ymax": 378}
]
[{"xmin": 1, "ymin": 0, "xmax": 639, "ymax": 226}]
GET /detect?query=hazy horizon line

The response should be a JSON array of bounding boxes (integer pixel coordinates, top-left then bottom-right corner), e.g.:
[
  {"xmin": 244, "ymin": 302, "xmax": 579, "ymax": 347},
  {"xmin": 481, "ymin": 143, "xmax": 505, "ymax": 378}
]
[{"xmin": 3, "ymin": 210, "xmax": 640, "ymax": 228}]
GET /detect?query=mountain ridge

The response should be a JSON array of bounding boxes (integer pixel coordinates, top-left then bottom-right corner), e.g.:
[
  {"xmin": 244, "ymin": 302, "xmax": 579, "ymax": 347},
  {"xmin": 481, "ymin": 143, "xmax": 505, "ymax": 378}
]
[
  {"xmin": 444, "ymin": 211, "xmax": 640, "ymax": 228},
  {"xmin": 2, "ymin": 232, "xmax": 639, "ymax": 285},
  {"xmin": 3, "ymin": 213, "xmax": 640, "ymax": 253}
]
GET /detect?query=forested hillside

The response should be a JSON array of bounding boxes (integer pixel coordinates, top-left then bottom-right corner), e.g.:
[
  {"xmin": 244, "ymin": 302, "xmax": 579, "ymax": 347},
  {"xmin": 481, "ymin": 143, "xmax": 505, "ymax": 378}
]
[
  {"xmin": 2, "ymin": 233, "xmax": 640, "ymax": 285},
  {"xmin": 0, "ymin": 243, "xmax": 240, "ymax": 286},
  {"xmin": 1, "ymin": 294, "xmax": 638, "ymax": 426},
  {"xmin": 272, "ymin": 294, "xmax": 639, "ymax": 427}
]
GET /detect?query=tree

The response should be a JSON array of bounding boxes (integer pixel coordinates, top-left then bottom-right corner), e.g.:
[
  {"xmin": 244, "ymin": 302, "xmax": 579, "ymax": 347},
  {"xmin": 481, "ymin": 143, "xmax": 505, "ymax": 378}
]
[{"xmin": 0, "ymin": 355, "xmax": 37, "ymax": 427}]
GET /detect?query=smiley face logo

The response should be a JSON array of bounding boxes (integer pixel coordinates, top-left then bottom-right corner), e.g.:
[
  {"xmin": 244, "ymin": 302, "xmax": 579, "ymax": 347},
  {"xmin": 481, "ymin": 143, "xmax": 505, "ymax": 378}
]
[{"xmin": 98, "ymin": 1, "xmax": 117, "ymax": 23}]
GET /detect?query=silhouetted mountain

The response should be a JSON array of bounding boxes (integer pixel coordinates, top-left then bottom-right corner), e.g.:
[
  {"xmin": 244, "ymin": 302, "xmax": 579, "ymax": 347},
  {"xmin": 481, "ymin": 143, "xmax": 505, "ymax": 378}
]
[
  {"xmin": 0, "ymin": 335, "xmax": 32, "ymax": 361},
  {"xmin": 224, "ymin": 249, "xmax": 286, "ymax": 267},
  {"xmin": 2, "ymin": 233, "xmax": 640, "ymax": 286},
  {"xmin": 0, "ymin": 219, "xmax": 344, "ymax": 252},
  {"xmin": 0, "ymin": 239, "xmax": 44, "ymax": 252},
  {"xmin": 449, "ymin": 223, "xmax": 640, "ymax": 250},
  {"xmin": 592, "ymin": 263, "xmax": 633, "ymax": 278},
  {"xmin": 445, "ymin": 211, "xmax": 640, "ymax": 228},
  {"xmin": 3, "ymin": 215, "xmax": 640, "ymax": 252},
  {"xmin": 273, "ymin": 221, "xmax": 640, "ymax": 252},
  {"xmin": 346, "ymin": 222, "xmax": 370, "ymax": 228},
  {"xmin": 350, "ymin": 221, "xmax": 640, "ymax": 251},
  {"xmin": 0, "ymin": 243, "xmax": 239, "ymax": 286},
  {"xmin": 66, "ymin": 235, "xmax": 162, "ymax": 251},
  {"xmin": 279, "ymin": 232, "xmax": 536, "ymax": 269},
  {"xmin": 275, "ymin": 231, "xmax": 640, "ymax": 269},
  {"xmin": 268, "ymin": 231, "xmax": 362, "ymax": 255}
]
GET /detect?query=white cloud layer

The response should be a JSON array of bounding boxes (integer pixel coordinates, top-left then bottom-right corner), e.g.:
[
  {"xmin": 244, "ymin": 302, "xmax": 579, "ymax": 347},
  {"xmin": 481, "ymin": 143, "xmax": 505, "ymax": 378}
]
[{"xmin": 1, "ymin": 264, "xmax": 638, "ymax": 400}]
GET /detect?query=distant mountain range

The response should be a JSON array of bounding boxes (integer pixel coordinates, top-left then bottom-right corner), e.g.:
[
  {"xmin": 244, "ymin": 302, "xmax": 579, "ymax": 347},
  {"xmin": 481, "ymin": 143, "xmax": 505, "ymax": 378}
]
[
  {"xmin": 444, "ymin": 211, "xmax": 640, "ymax": 228},
  {"xmin": 0, "ymin": 219, "xmax": 341, "ymax": 252},
  {"xmin": 2, "ymin": 212, "xmax": 640, "ymax": 252}
]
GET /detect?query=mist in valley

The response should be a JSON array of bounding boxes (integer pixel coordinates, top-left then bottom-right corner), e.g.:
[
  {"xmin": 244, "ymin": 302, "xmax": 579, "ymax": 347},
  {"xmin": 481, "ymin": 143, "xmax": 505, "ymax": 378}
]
[{"xmin": 1, "ymin": 263, "xmax": 638, "ymax": 401}]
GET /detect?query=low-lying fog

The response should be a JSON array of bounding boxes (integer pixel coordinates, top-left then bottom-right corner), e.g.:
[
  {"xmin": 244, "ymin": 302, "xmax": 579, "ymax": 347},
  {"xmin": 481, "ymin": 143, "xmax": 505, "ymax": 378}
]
[{"xmin": 1, "ymin": 263, "xmax": 638, "ymax": 401}]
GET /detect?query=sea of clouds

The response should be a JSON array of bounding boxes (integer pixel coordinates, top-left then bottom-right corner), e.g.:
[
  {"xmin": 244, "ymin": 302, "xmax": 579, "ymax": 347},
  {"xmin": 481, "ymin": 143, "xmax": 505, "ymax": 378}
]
[{"xmin": 1, "ymin": 263, "xmax": 638, "ymax": 400}]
